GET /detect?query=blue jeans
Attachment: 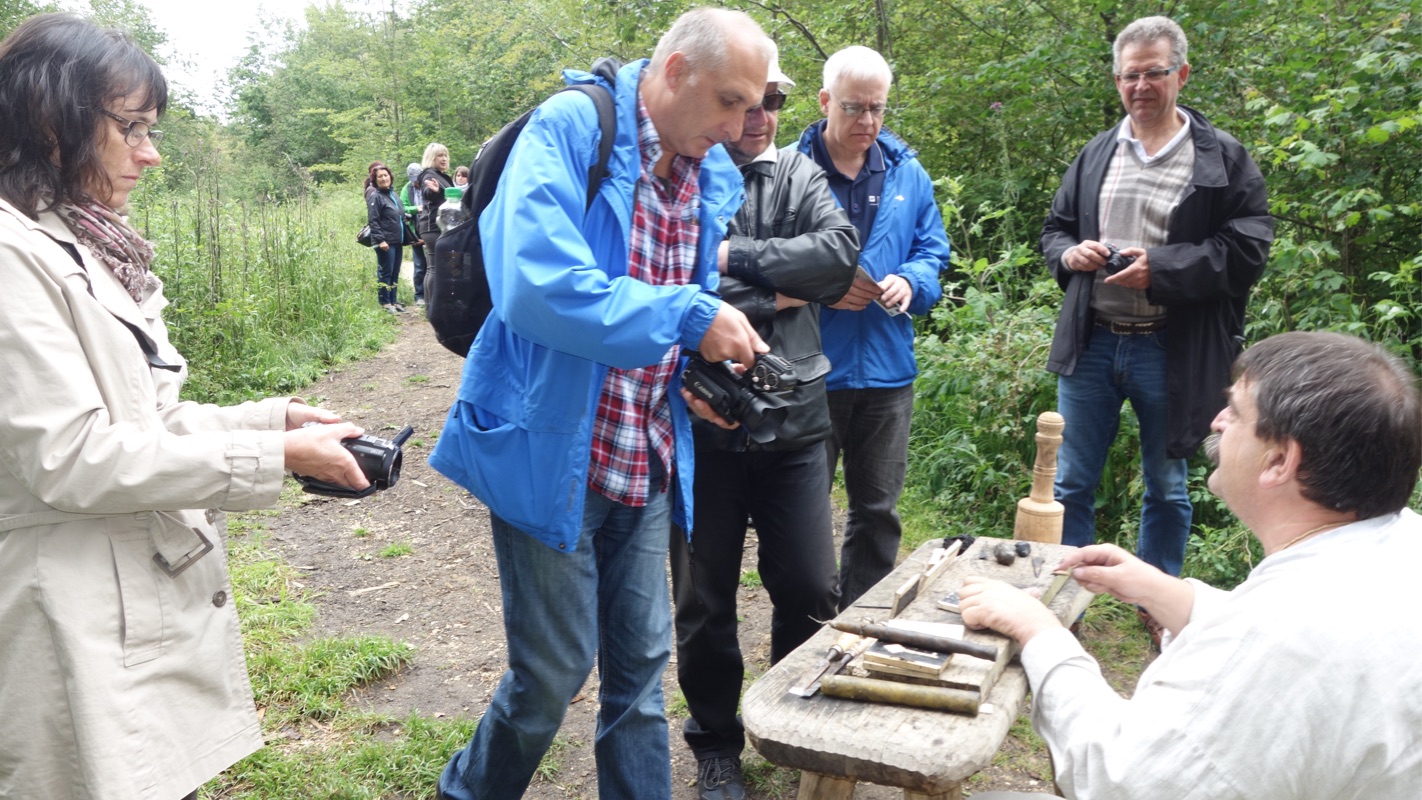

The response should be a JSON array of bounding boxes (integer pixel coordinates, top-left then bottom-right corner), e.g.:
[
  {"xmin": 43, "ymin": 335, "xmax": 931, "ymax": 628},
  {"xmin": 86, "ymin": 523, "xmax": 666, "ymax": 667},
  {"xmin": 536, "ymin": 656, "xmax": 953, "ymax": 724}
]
[
  {"xmin": 438, "ymin": 487, "xmax": 674, "ymax": 800},
  {"xmin": 825, "ymin": 384, "xmax": 915, "ymax": 610},
  {"xmin": 375, "ymin": 243, "xmax": 402, "ymax": 306},
  {"xmin": 1055, "ymin": 325, "xmax": 1191, "ymax": 576}
]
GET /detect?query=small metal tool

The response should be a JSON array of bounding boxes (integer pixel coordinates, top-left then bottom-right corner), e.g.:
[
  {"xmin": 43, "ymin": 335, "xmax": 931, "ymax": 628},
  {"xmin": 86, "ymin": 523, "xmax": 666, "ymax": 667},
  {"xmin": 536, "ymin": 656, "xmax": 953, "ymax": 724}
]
[
  {"xmin": 788, "ymin": 632, "xmax": 874, "ymax": 697},
  {"xmin": 828, "ymin": 619, "xmax": 1000, "ymax": 663}
]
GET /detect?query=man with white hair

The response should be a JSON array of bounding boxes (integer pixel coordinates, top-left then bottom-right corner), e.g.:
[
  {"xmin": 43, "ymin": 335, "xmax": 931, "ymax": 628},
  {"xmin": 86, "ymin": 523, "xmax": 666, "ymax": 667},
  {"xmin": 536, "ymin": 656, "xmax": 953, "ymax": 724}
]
[
  {"xmin": 671, "ymin": 41, "xmax": 858, "ymax": 800},
  {"xmin": 961, "ymin": 331, "xmax": 1422, "ymax": 799},
  {"xmin": 796, "ymin": 45, "xmax": 951, "ymax": 612},
  {"xmin": 430, "ymin": 8, "xmax": 771, "ymax": 800},
  {"xmin": 1040, "ymin": 17, "xmax": 1273, "ymax": 645}
]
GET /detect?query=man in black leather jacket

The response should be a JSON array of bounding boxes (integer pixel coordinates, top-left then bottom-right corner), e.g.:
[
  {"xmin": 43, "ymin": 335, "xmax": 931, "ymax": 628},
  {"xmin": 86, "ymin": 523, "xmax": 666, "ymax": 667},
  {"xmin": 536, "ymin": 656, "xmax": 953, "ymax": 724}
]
[{"xmin": 670, "ymin": 43, "xmax": 859, "ymax": 800}]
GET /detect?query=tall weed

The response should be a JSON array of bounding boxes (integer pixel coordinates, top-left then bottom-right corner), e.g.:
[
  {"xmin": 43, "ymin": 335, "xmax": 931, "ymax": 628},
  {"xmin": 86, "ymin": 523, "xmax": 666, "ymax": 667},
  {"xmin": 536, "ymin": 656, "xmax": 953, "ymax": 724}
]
[{"xmin": 128, "ymin": 182, "xmax": 395, "ymax": 405}]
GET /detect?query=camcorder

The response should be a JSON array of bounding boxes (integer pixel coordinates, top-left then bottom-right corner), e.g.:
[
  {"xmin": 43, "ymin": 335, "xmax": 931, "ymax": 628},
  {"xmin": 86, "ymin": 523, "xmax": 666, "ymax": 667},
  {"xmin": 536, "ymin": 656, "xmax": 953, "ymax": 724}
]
[
  {"xmin": 1102, "ymin": 242, "xmax": 1137, "ymax": 276},
  {"xmin": 294, "ymin": 424, "xmax": 414, "ymax": 499},
  {"xmin": 682, "ymin": 352, "xmax": 798, "ymax": 444}
]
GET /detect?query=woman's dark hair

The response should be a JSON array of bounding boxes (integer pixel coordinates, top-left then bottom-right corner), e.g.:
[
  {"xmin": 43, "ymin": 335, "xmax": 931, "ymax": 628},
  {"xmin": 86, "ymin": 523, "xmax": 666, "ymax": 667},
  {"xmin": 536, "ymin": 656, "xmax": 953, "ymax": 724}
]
[
  {"xmin": 364, "ymin": 161, "xmax": 391, "ymax": 191},
  {"xmin": 0, "ymin": 12, "xmax": 168, "ymax": 216},
  {"xmin": 1236, "ymin": 331, "xmax": 1422, "ymax": 519}
]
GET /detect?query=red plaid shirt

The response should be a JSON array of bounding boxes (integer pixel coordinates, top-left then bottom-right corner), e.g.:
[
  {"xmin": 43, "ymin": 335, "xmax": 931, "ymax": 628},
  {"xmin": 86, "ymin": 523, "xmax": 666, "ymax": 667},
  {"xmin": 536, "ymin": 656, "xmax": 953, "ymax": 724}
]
[{"xmin": 586, "ymin": 90, "xmax": 703, "ymax": 506}]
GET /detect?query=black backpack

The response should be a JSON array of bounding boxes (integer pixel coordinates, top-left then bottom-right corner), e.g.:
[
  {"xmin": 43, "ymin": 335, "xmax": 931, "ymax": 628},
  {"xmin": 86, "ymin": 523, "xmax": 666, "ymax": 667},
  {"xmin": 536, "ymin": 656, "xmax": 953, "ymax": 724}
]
[{"xmin": 426, "ymin": 58, "xmax": 620, "ymax": 357}]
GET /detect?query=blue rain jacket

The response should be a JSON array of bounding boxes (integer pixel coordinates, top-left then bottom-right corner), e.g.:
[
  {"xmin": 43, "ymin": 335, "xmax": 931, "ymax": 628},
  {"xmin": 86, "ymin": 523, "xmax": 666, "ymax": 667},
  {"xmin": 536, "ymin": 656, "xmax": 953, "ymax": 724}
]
[{"xmin": 430, "ymin": 60, "xmax": 744, "ymax": 551}]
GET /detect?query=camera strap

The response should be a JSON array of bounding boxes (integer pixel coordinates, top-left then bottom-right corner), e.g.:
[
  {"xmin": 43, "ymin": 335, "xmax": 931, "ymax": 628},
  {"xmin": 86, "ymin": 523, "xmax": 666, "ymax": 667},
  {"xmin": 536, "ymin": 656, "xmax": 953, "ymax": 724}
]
[{"xmin": 44, "ymin": 232, "xmax": 181, "ymax": 372}]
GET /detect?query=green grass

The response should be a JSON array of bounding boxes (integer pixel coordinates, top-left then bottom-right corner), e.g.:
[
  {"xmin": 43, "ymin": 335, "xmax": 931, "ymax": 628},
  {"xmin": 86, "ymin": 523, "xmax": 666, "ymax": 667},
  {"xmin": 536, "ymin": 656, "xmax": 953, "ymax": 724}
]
[
  {"xmin": 128, "ymin": 185, "xmax": 397, "ymax": 406},
  {"xmin": 380, "ymin": 541, "xmax": 414, "ymax": 558},
  {"xmin": 214, "ymin": 517, "xmax": 582, "ymax": 798}
]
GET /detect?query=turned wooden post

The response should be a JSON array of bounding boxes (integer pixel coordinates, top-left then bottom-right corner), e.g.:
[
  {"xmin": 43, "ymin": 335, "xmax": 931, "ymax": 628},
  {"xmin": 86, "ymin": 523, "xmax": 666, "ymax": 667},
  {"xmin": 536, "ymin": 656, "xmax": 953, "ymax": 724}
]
[{"xmin": 1013, "ymin": 411, "xmax": 1065, "ymax": 543}]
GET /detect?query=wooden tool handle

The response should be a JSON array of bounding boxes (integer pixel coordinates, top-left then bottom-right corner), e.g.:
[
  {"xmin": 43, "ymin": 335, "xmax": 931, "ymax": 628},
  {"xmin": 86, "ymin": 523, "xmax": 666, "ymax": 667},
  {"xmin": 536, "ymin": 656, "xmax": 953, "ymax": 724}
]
[
  {"xmin": 828, "ymin": 620, "xmax": 1000, "ymax": 662},
  {"xmin": 820, "ymin": 675, "xmax": 981, "ymax": 715}
]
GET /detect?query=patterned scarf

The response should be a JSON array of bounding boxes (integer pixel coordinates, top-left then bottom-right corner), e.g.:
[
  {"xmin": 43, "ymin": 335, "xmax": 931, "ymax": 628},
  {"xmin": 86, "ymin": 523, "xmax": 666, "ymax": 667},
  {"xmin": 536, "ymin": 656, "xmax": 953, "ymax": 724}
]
[{"xmin": 58, "ymin": 202, "xmax": 156, "ymax": 303}]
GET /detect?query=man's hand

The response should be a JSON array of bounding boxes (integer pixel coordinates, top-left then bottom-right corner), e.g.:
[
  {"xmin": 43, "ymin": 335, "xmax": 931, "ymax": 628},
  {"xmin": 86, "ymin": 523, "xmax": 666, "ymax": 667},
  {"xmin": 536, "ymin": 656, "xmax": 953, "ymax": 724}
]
[
  {"xmin": 378, "ymin": 241, "xmax": 389, "ymax": 251},
  {"xmin": 680, "ymin": 387, "xmax": 738, "ymax": 430},
  {"xmin": 775, "ymin": 292, "xmax": 810, "ymax": 311},
  {"xmin": 1064, "ymin": 240, "xmax": 1109, "ymax": 272},
  {"xmin": 830, "ymin": 272, "xmax": 884, "ymax": 310},
  {"xmin": 717, "ymin": 240, "xmax": 730, "ymax": 273},
  {"xmin": 283, "ymin": 422, "xmax": 369, "ymax": 490},
  {"xmin": 957, "ymin": 577, "xmax": 1061, "ymax": 646},
  {"xmin": 697, "ymin": 302, "xmax": 767, "ymax": 366},
  {"xmin": 1056, "ymin": 544, "xmax": 1194, "ymax": 635},
  {"xmin": 1103, "ymin": 248, "xmax": 1151, "ymax": 290},
  {"xmin": 877, "ymin": 273, "xmax": 912, "ymax": 314}
]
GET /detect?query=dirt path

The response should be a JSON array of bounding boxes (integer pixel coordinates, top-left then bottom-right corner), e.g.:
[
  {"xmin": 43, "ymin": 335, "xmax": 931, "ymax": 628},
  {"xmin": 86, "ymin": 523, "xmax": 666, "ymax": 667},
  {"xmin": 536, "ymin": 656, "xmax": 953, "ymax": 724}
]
[{"xmin": 261, "ymin": 313, "xmax": 1051, "ymax": 798}]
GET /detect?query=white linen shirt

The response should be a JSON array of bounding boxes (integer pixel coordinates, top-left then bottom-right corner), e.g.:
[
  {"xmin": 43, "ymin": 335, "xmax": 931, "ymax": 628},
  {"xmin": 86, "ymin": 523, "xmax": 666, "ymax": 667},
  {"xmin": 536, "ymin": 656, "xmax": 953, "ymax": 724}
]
[{"xmin": 1021, "ymin": 509, "xmax": 1422, "ymax": 800}]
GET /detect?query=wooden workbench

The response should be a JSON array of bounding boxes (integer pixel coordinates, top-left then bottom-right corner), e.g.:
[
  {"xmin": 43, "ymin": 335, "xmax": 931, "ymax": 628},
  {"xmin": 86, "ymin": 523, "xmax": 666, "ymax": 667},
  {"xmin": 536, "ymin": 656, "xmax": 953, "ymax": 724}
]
[{"xmin": 742, "ymin": 538, "xmax": 1094, "ymax": 799}]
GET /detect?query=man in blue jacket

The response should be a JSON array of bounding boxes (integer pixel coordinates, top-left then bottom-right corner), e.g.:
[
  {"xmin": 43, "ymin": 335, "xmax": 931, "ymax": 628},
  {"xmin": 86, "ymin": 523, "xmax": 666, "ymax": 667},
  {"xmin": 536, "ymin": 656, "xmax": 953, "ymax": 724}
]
[
  {"xmin": 798, "ymin": 45, "xmax": 951, "ymax": 611},
  {"xmin": 1040, "ymin": 17, "xmax": 1272, "ymax": 645},
  {"xmin": 429, "ymin": 8, "xmax": 771, "ymax": 800}
]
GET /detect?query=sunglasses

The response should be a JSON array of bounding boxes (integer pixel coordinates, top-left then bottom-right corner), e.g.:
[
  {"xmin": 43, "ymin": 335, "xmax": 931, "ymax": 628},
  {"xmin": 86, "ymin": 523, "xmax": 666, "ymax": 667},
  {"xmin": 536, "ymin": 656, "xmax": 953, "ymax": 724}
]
[{"xmin": 759, "ymin": 92, "xmax": 788, "ymax": 113}]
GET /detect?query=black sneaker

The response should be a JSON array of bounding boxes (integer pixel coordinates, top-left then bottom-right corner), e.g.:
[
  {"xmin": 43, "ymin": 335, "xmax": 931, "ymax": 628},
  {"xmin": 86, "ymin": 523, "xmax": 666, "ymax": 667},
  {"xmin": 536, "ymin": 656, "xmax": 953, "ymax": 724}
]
[{"xmin": 696, "ymin": 756, "xmax": 746, "ymax": 800}]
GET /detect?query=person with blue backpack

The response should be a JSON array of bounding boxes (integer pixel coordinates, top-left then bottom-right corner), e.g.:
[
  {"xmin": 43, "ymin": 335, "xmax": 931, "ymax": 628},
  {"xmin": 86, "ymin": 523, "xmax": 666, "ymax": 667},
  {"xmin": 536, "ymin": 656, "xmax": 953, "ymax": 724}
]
[{"xmin": 429, "ymin": 8, "xmax": 772, "ymax": 800}]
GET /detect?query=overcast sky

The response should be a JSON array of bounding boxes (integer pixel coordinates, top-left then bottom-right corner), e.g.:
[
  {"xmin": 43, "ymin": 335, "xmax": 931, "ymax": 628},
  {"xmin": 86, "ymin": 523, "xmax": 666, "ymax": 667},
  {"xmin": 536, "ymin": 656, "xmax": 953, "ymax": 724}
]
[{"xmin": 133, "ymin": 0, "xmax": 313, "ymax": 116}]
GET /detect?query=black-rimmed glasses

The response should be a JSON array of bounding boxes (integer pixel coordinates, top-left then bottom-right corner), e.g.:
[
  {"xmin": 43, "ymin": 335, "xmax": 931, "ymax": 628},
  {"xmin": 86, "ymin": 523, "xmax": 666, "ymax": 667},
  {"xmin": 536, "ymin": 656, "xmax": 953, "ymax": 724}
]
[
  {"xmin": 760, "ymin": 92, "xmax": 788, "ymax": 112},
  {"xmin": 98, "ymin": 108, "xmax": 164, "ymax": 147},
  {"xmin": 1114, "ymin": 65, "xmax": 1183, "ymax": 83}
]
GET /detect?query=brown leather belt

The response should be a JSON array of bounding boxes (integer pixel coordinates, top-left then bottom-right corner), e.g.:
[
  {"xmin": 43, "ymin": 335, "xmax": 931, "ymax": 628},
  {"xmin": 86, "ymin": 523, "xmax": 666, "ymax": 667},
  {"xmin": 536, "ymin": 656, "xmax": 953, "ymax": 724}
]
[{"xmin": 1096, "ymin": 318, "xmax": 1166, "ymax": 334}]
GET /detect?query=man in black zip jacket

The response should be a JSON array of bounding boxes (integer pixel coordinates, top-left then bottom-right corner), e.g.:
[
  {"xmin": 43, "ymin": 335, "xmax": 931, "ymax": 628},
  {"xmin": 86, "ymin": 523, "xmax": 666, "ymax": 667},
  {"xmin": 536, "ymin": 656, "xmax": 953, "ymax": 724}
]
[
  {"xmin": 671, "ymin": 42, "xmax": 859, "ymax": 800},
  {"xmin": 1041, "ymin": 17, "xmax": 1273, "ymax": 643}
]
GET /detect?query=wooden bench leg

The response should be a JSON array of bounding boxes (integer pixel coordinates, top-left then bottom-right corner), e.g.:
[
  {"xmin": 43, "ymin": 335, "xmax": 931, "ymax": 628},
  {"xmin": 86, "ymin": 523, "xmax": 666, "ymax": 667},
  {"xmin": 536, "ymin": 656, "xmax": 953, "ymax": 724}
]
[
  {"xmin": 904, "ymin": 787, "xmax": 963, "ymax": 800},
  {"xmin": 798, "ymin": 771, "xmax": 857, "ymax": 799}
]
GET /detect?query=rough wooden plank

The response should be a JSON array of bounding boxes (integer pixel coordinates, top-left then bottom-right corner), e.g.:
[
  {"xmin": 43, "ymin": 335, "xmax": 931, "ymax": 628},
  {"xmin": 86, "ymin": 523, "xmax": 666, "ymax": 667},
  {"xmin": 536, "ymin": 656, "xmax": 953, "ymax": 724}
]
[
  {"xmin": 797, "ymin": 772, "xmax": 856, "ymax": 799},
  {"xmin": 744, "ymin": 539, "xmax": 1093, "ymax": 795}
]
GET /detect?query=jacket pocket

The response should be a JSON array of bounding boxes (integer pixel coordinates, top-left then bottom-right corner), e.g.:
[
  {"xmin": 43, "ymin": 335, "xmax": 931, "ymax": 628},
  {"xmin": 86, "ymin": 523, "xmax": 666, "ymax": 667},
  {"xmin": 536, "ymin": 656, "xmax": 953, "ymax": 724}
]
[
  {"xmin": 107, "ymin": 517, "xmax": 169, "ymax": 666},
  {"xmin": 444, "ymin": 404, "xmax": 583, "ymax": 542}
]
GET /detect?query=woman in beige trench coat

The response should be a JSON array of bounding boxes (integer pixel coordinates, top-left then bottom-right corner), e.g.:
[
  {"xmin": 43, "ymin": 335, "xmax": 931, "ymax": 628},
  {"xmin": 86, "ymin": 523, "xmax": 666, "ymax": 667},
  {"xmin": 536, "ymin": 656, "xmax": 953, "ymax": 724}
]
[{"xmin": 0, "ymin": 14, "xmax": 371, "ymax": 800}]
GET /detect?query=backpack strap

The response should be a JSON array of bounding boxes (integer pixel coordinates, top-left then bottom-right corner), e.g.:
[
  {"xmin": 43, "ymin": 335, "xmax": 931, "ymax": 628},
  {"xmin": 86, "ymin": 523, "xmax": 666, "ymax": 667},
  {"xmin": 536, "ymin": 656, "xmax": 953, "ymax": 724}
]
[{"xmin": 560, "ymin": 83, "xmax": 617, "ymax": 208}]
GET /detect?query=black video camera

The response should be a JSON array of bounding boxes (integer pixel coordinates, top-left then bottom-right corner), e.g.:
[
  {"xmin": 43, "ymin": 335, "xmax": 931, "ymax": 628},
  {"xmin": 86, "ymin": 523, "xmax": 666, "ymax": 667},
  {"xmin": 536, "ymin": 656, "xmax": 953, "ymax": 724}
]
[
  {"xmin": 682, "ymin": 352, "xmax": 798, "ymax": 444},
  {"xmin": 1103, "ymin": 242, "xmax": 1137, "ymax": 276},
  {"xmin": 294, "ymin": 424, "xmax": 414, "ymax": 499}
]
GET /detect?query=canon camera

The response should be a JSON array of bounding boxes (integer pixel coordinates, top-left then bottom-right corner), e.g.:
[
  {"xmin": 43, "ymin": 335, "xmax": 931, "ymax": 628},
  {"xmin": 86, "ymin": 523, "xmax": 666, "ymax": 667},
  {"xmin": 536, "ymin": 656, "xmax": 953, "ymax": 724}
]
[
  {"xmin": 1102, "ymin": 242, "xmax": 1137, "ymax": 276},
  {"xmin": 294, "ymin": 424, "xmax": 414, "ymax": 499},
  {"xmin": 682, "ymin": 353, "xmax": 798, "ymax": 444}
]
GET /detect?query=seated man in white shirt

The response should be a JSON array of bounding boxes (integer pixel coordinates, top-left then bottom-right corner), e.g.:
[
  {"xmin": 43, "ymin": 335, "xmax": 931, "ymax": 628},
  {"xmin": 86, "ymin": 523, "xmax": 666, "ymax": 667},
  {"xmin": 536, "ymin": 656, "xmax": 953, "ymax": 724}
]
[{"xmin": 962, "ymin": 330, "xmax": 1422, "ymax": 800}]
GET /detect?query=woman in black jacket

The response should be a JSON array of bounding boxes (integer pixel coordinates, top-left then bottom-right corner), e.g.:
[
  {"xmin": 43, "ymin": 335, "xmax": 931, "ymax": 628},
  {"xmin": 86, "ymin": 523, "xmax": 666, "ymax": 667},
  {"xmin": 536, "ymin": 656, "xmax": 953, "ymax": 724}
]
[
  {"xmin": 365, "ymin": 161, "xmax": 406, "ymax": 312},
  {"xmin": 415, "ymin": 143, "xmax": 453, "ymax": 299}
]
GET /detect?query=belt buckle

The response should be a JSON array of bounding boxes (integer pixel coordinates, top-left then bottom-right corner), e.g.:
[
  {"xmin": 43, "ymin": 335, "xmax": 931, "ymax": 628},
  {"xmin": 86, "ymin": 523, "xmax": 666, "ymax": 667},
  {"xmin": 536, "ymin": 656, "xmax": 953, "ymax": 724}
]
[{"xmin": 151, "ymin": 527, "xmax": 214, "ymax": 578}]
